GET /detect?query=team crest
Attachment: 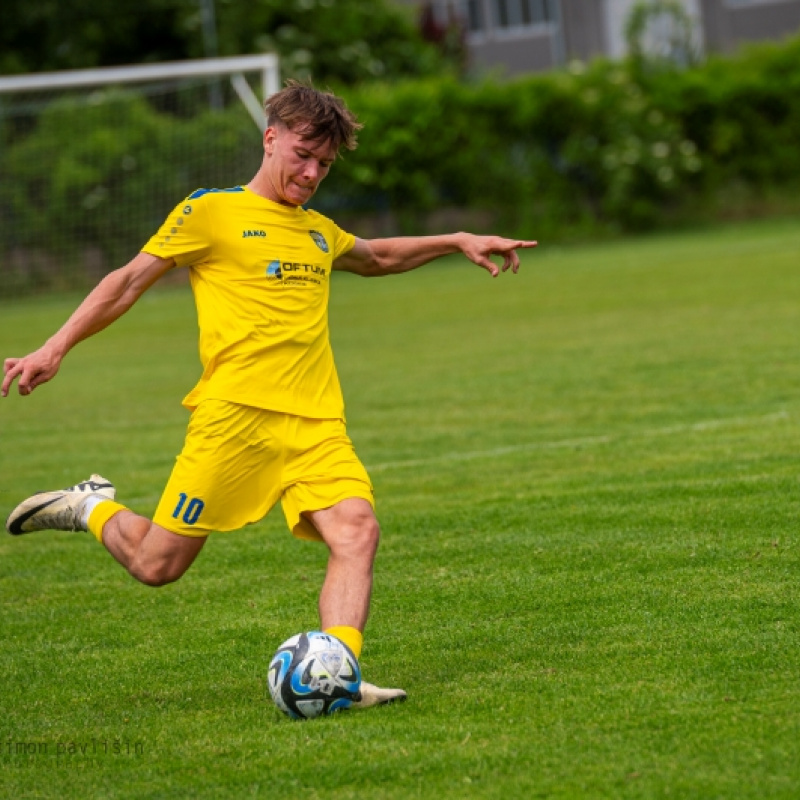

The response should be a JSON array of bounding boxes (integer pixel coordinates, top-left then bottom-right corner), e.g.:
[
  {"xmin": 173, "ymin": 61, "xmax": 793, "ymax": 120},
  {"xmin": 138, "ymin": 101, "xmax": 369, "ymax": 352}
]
[{"xmin": 309, "ymin": 230, "xmax": 329, "ymax": 253}]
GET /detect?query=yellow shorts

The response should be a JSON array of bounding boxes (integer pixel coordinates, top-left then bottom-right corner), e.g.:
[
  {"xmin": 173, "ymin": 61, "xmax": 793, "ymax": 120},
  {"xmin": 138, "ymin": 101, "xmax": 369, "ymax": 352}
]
[{"xmin": 152, "ymin": 399, "xmax": 374, "ymax": 541}]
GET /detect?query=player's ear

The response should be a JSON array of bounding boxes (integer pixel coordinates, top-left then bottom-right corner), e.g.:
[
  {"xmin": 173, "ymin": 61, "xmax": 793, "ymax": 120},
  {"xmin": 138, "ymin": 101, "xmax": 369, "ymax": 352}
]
[{"xmin": 263, "ymin": 126, "xmax": 277, "ymax": 155}]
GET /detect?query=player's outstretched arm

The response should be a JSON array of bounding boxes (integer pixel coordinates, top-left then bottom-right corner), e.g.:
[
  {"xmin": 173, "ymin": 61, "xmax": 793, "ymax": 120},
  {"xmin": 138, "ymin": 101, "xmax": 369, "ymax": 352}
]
[
  {"xmin": 333, "ymin": 233, "xmax": 538, "ymax": 278},
  {"xmin": 2, "ymin": 252, "xmax": 174, "ymax": 398}
]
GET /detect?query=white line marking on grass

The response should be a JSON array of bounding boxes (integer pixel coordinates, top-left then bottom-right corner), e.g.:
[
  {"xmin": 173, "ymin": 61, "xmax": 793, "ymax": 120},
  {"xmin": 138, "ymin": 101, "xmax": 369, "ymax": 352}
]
[{"xmin": 367, "ymin": 411, "xmax": 790, "ymax": 473}]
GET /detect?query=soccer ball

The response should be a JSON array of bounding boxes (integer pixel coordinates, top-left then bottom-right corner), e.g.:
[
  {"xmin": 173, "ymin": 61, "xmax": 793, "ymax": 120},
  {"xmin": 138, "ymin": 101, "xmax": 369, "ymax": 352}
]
[{"xmin": 267, "ymin": 631, "xmax": 361, "ymax": 719}]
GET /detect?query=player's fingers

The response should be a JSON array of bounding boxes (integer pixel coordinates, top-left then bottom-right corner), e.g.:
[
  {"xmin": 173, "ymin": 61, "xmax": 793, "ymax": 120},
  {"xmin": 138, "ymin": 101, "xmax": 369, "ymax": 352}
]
[
  {"xmin": 1, "ymin": 360, "xmax": 24, "ymax": 397},
  {"xmin": 16, "ymin": 361, "xmax": 46, "ymax": 396},
  {"xmin": 505, "ymin": 240, "xmax": 537, "ymax": 272},
  {"xmin": 497, "ymin": 246, "xmax": 523, "ymax": 272},
  {"xmin": 474, "ymin": 256, "xmax": 499, "ymax": 277}
]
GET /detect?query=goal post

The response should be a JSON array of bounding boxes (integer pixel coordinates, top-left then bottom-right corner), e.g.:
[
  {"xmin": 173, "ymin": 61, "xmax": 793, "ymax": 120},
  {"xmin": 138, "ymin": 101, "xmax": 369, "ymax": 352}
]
[
  {"xmin": 0, "ymin": 54, "xmax": 280, "ymax": 298},
  {"xmin": 0, "ymin": 54, "xmax": 280, "ymax": 130}
]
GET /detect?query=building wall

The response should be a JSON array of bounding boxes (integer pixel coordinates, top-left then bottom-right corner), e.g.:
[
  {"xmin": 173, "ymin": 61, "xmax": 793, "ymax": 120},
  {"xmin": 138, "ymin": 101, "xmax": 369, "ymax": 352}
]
[
  {"xmin": 560, "ymin": 0, "xmax": 607, "ymax": 61},
  {"xmin": 468, "ymin": 27, "xmax": 559, "ymax": 75},
  {"xmin": 700, "ymin": 0, "xmax": 800, "ymax": 52},
  {"xmin": 402, "ymin": 0, "xmax": 800, "ymax": 76},
  {"xmin": 453, "ymin": 0, "xmax": 562, "ymax": 76}
]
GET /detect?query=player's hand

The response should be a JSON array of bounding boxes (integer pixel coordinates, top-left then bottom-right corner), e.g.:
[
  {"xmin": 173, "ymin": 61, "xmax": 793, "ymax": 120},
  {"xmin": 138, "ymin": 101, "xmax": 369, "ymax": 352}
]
[
  {"xmin": 460, "ymin": 234, "xmax": 538, "ymax": 277},
  {"xmin": 2, "ymin": 347, "xmax": 62, "ymax": 397}
]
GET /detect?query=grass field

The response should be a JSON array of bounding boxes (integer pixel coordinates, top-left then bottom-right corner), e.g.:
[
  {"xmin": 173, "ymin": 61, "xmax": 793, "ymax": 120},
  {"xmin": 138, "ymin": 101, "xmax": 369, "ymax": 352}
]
[{"xmin": 1, "ymin": 217, "xmax": 799, "ymax": 799}]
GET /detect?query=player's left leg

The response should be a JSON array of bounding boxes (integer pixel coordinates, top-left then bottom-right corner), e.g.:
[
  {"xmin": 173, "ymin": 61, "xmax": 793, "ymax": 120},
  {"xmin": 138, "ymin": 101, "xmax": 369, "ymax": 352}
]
[
  {"xmin": 305, "ymin": 498, "xmax": 406, "ymax": 708},
  {"xmin": 305, "ymin": 497, "xmax": 379, "ymax": 633}
]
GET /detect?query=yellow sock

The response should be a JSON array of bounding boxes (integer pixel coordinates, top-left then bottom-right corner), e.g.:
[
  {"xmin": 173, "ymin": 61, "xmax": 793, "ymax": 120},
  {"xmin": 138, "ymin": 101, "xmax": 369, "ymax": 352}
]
[
  {"xmin": 324, "ymin": 626, "xmax": 363, "ymax": 659},
  {"xmin": 87, "ymin": 501, "xmax": 128, "ymax": 544}
]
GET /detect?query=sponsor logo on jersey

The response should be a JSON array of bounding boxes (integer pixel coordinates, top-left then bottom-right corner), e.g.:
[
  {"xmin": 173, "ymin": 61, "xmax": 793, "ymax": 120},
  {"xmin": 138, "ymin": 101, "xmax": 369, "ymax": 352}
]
[
  {"xmin": 242, "ymin": 230, "xmax": 267, "ymax": 238},
  {"xmin": 266, "ymin": 258, "xmax": 328, "ymax": 285},
  {"xmin": 309, "ymin": 230, "xmax": 329, "ymax": 253}
]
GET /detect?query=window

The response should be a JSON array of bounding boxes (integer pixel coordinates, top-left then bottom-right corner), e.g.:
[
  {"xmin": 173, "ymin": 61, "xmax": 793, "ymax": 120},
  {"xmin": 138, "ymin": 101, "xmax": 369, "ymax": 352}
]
[
  {"xmin": 431, "ymin": 0, "xmax": 555, "ymax": 35},
  {"xmin": 725, "ymin": 0, "xmax": 790, "ymax": 5},
  {"xmin": 492, "ymin": 0, "xmax": 554, "ymax": 29},
  {"xmin": 466, "ymin": 0, "xmax": 485, "ymax": 31},
  {"xmin": 431, "ymin": 0, "xmax": 485, "ymax": 33}
]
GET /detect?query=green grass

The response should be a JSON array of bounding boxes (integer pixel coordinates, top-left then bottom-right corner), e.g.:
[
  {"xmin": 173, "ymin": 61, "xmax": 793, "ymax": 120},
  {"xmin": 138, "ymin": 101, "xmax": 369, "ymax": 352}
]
[{"xmin": 1, "ymin": 217, "xmax": 799, "ymax": 798}]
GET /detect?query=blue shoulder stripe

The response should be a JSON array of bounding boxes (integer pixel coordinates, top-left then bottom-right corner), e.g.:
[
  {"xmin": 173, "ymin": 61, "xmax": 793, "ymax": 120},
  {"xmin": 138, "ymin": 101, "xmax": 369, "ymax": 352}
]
[{"xmin": 187, "ymin": 186, "xmax": 245, "ymax": 200}]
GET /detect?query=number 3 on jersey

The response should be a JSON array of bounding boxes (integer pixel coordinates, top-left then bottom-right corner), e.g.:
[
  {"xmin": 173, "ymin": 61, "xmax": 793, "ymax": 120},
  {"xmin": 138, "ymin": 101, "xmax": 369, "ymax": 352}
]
[{"xmin": 172, "ymin": 492, "xmax": 205, "ymax": 525}]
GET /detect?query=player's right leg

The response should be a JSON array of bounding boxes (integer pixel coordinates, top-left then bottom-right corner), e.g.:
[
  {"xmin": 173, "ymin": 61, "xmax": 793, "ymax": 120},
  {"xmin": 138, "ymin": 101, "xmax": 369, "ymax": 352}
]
[
  {"xmin": 6, "ymin": 400, "xmax": 284, "ymax": 586},
  {"xmin": 107, "ymin": 398, "xmax": 285, "ymax": 583},
  {"xmin": 100, "ymin": 512, "xmax": 206, "ymax": 587},
  {"xmin": 5, "ymin": 473, "xmax": 206, "ymax": 586}
]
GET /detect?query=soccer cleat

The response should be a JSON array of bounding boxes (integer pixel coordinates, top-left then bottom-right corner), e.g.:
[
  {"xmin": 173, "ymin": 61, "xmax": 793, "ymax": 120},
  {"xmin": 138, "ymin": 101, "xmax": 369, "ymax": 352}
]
[
  {"xmin": 351, "ymin": 680, "xmax": 407, "ymax": 709},
  {"xmin": 5, "ymin": 474, "xmax": 116, "ymax": 535}
]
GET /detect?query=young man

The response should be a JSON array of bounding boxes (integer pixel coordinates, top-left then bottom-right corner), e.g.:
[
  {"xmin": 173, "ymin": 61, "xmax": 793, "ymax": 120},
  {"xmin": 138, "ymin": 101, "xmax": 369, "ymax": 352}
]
[{"xmin": 3, "ymin": 81, "xmax": 537, "ymax": 708}]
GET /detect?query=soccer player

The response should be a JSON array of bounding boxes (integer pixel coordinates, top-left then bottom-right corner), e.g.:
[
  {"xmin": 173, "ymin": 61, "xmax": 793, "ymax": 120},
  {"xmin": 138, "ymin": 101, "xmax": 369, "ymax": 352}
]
[{"xmin": 3, "ymin": 81, "xmax": 537, "ymax": 708}]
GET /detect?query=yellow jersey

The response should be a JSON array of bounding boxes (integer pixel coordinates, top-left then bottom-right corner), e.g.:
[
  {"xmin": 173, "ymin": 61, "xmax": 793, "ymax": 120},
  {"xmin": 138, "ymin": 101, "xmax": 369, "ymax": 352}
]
[{"xmin": 142, "ymin": 186, "xmax": 356, "ymax": 419}]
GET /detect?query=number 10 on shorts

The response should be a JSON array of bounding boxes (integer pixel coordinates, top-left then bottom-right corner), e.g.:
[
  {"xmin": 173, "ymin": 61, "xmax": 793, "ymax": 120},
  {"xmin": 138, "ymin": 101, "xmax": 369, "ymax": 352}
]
[{"xmin": 172, "ymin": 492, "xmax": 205, "ymax": 525}]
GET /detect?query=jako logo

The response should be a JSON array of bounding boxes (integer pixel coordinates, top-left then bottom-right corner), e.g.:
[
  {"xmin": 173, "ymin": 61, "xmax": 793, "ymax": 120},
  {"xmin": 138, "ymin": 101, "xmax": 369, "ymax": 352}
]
[{"xmin": 242, "ymin": 230, "xmax": 267, "ymax": 238}]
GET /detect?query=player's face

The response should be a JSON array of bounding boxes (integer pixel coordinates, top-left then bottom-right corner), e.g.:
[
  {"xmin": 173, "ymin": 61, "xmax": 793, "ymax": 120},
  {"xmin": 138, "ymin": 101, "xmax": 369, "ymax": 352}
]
[{"xmin": 262, "ymin": 124, "xmax": 337, "ymax": 207}]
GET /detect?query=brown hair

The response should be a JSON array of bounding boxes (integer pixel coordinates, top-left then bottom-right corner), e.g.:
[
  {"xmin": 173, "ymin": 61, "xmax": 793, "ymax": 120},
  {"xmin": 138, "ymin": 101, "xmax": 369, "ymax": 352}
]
[{"xmin": 264, "ymin": 79, "xmax": 362, "ymax": 152}]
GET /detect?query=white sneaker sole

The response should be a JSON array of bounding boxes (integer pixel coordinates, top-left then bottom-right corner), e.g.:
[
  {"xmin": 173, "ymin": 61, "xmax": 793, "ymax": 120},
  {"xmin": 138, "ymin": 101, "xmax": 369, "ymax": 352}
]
[{"xmin": 6, "ymin": 474, "xmax": 115, "ymax": 535}]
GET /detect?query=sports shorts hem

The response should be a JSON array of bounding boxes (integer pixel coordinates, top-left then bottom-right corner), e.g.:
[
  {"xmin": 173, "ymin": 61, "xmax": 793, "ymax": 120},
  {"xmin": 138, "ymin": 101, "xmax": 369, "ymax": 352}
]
[
  {"xmin": 286, "ymin": 482, "xmax": 375, "ymax": 542},
  {"xmin": 151, "ymin": 515, "xmax": 212, "ymax": 539}
]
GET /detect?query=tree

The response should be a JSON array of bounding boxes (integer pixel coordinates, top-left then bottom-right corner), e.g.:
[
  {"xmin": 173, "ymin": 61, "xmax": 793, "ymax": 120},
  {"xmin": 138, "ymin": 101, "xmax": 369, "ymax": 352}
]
[
  {"xmin": 0, "ymin": 0, "xmax": 192, "ymax": 74},
  {"xmin": 216, "ymin": 0, "xmax": 446, "ymax": 85},
  {"xmin": 0, "ymin": 0, "xmax": 447, "ymax": 85}
]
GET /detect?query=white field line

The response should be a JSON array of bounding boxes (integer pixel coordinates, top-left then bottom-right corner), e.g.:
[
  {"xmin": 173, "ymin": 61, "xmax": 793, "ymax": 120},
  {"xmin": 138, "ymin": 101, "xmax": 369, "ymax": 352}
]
[{"xmin": 366, "ymin": 411, "xmax": 791, "ymax": 473}]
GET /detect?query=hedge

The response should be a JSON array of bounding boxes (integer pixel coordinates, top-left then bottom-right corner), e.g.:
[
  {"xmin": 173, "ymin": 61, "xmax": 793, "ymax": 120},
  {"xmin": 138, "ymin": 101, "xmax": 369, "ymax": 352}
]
[
  {"xmin": 2, "ymin": 35, "xmax": 799, "ymax": 294},
  {"xmin": 321, "ymin": 34, "xmax": 800, "ymax": 235}
]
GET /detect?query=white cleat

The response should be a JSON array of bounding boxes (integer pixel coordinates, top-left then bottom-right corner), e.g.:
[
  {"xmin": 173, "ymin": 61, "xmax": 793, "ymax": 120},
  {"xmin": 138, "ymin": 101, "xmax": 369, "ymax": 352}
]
[
  {"xmin": 352, "ymin": 680, "xmax": 407, "ymax": 709},
  {"xmin": 5, "ymin": 474, "xmax": 116, "ymax": 535}
]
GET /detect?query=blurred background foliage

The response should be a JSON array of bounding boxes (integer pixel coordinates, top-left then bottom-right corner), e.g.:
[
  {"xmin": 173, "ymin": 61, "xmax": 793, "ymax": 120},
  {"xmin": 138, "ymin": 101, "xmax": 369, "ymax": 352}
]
[
  {"xmin": 0, "ymin": 0, "xmax": 448, "ymax": 85},
  {"xmin": 2, "ymin": 95, "xmax": 257, "ymax": 281},
  {"xmin": 323, "ymin": 35, "xmax": 800, "ymax": 234},
  {"xmin": 4, "ymin": 35, "xmax": 799, "ymax": 236},
  {"xmin": 1, "ymin": 1, "xmax": 799, "ymax": 294}
]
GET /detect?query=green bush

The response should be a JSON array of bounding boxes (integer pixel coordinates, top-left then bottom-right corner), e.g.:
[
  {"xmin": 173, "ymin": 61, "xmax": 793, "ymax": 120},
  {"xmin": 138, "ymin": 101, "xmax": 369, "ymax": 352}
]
[
  {"xmin": 0, "ymin": 91, "xmax": 258, "ymax": 294},
  {"xmin": 320, "ymin": 35, "xmax": 800, "ymax": 236},
  {"xmin": 3, "ymin": 34, "xmax": 800, "ymax": 295},
  {"xmin": 647, "ymin": 36, "xmax": 800, "ymax": 189},
  {"xmin": 321, "ymin": 61, "xmax": 706, "ymax": 234}
]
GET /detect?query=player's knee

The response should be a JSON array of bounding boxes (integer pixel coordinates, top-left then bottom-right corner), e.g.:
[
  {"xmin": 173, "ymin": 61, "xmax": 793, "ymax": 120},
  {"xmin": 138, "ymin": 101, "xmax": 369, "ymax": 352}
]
[
  {"xmin": 127, "ymin": 523, "xmax": 204, "ymax": 586},
  {"xmin": 338, "ymin": 513, "xmax": 380, "ymax": 559},
  {"xmin": 361, "ymin": 516, "xmax": 381, "ymax": 554},
  {"xmin": 129, "ymin": 558, "xmax": 186, "ymax": 587}
]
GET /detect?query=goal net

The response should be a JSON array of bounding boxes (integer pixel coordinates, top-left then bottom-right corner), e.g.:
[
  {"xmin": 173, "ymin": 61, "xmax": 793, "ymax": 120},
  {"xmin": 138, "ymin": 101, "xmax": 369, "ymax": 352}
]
[{"xmin": 0, "ymin": 54, "xmax": 279, "ymax": 299}]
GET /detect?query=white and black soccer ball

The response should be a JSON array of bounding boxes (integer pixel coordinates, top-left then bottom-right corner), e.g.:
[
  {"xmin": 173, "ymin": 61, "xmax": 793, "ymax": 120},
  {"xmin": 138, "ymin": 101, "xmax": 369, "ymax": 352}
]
[{"xmin": 267, "ymin": 631, "xmax": 361, "ymax": 719}]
